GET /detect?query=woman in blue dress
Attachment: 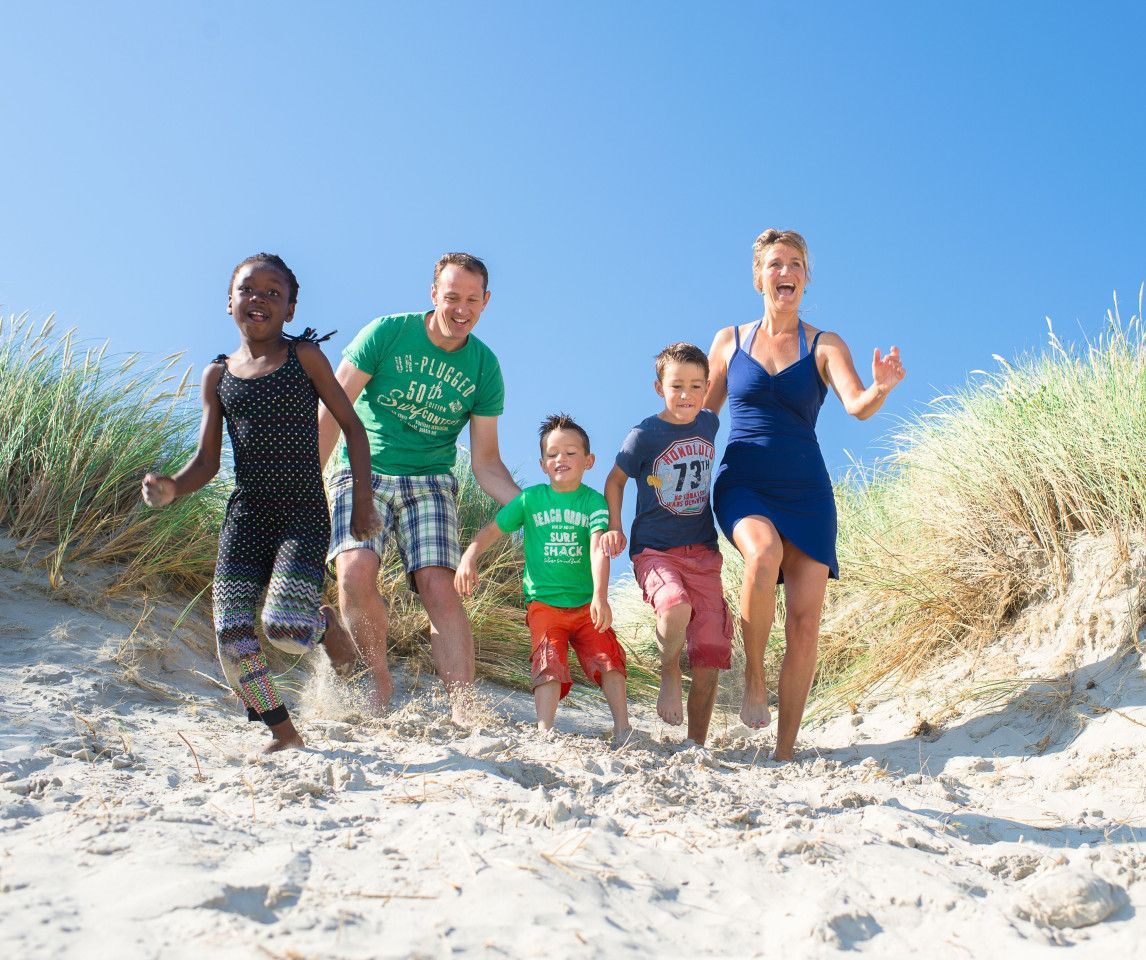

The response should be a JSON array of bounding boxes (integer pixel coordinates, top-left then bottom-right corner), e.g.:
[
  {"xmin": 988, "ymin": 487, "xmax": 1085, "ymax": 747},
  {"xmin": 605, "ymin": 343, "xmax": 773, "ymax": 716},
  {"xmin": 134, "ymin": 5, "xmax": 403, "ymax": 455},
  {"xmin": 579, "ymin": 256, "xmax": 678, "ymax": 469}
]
[{"xmin": 705, "ymin": 229, "xmax": 905, "ymax": 760}]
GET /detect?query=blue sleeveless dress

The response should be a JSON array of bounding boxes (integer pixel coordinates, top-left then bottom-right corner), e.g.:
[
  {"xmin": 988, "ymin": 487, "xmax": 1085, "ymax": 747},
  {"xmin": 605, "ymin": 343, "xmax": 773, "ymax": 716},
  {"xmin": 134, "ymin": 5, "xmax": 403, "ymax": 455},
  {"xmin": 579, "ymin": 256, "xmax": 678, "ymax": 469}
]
[{"xmin": 713, "ymin": 320, "xmax": 839, "ymax": 581}]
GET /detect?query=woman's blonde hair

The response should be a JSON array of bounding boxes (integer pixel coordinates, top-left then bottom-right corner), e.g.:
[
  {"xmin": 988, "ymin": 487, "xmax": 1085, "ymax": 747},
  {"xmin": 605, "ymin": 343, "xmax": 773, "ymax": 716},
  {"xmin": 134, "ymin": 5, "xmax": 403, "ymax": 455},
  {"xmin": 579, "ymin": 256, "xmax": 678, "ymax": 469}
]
[{"xmin": 752, "ymin": 229, "xmax": 811, "ymax": 292}]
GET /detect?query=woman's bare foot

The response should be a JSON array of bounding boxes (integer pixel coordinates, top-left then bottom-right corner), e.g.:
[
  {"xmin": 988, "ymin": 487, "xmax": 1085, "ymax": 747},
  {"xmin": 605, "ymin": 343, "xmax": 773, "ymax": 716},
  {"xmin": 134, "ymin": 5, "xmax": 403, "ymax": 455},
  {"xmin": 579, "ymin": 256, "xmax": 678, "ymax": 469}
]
[
  {"xmin": 266, "ymin": 717, "xmax": 305, "ymax": 753},
  {"xmin": 739, "ymin": 675, "xmax": 772, "ymax": 728},
  {"xmin": 657, "ymin": 668, "xmax": 684, "ymax": 725},
  {"xmin": 320, "ymin": 604, "xmax": 358, "ymax": 677}
]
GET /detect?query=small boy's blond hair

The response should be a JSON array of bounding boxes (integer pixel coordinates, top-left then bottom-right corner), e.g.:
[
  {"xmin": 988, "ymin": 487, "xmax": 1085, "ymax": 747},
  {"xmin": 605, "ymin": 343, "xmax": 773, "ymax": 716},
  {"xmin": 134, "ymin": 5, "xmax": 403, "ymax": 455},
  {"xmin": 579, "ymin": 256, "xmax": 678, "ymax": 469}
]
[{"xmin": 654, "ymin": 342, "xmax": 709, "ymax": 381}]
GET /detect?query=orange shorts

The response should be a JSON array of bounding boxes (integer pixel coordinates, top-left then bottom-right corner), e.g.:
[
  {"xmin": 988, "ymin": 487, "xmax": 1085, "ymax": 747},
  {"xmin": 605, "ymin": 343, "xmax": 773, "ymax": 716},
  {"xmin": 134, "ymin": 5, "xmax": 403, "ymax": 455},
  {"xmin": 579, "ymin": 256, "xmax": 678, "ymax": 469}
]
[
  {"xmin": 526, "ymin": 601, "xmax": 627, "ymax": 700},
  {"xmin": 633, "ymin": 544, "xmax": 733, "ymax": 670}
]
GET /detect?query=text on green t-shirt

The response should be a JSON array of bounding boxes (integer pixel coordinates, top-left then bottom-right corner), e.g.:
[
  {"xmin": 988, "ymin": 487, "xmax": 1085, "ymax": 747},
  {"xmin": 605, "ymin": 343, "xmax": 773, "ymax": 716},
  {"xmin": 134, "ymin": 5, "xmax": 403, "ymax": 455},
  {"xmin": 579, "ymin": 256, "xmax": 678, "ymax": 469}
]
[
  {"xmin": 495, "ymin": 484, "xmax": 610, "ymax": 608},
  {"xmin": 336, "ymin": 312, "xmax": 505, "ymax": 476}
]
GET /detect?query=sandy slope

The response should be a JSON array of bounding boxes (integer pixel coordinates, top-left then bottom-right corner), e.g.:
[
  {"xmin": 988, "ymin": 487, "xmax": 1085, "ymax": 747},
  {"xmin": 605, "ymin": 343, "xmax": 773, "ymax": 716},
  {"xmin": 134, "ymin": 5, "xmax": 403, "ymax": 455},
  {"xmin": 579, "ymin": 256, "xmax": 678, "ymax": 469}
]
[{"xmin": 1, "ymin": 535, "xmax": 1144, "ymax": 959}]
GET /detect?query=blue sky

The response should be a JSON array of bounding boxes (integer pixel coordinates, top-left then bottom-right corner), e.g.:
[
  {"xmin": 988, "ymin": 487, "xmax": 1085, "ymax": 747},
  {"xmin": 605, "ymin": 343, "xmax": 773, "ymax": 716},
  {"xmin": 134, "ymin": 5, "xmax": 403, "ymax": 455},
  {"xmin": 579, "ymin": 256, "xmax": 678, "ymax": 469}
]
[{"xmin": 3, "ymin": 2, "xmax": 1145, "ymax": 527}]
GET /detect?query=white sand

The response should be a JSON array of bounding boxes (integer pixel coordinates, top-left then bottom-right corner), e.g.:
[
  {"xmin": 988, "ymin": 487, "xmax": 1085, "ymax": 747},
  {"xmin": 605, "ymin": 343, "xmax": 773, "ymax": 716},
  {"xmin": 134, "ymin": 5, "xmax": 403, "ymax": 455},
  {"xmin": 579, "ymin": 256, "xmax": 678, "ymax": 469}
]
[{"xmin": 1, "ymin": 534, "xmax": 1144, "ymax": 959}]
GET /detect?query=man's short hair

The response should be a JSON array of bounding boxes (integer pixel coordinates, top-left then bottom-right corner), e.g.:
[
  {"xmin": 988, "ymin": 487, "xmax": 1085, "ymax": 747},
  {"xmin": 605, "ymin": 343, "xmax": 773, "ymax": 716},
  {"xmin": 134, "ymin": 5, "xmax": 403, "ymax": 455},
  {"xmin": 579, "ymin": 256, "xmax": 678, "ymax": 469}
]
[
  {"xmin": 655, "ymin": 342, "xmax": 710, "ymax": 381},
  {"xmin": 538, "ymin": 413, "xmax": 591, "ymax": 455},
  {"xmin": 433, "ymin": 252, "xmax": 489, "ymax": 292}
]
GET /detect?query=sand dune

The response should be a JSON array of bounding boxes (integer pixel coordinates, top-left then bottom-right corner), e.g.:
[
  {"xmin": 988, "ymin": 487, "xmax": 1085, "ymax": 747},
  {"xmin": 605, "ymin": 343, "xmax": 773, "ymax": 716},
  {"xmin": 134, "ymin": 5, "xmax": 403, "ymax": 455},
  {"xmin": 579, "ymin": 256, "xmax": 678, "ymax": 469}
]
[{"xmin": 1, "ymin": 534, "xmax": 1143, "ymax": 958}]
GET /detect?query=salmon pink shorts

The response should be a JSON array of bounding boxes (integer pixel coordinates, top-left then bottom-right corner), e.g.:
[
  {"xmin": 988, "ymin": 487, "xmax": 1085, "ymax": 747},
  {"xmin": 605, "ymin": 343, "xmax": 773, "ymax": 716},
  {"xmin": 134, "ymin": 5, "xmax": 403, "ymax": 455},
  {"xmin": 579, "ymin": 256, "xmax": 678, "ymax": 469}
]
[
  {"xmin": 525, "ymin": 601, "xmax": 627, "ymax": 700},
  {"xmin": 632, "ymin": 544, "xmax": 733, "ymax": 670}
]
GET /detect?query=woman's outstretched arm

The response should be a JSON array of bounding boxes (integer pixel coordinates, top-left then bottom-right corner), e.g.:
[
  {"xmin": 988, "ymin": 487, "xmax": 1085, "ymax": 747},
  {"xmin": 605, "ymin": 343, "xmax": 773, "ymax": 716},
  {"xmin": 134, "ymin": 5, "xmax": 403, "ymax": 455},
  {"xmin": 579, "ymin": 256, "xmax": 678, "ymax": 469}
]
[{"xmin": 817, "ymin": 333, "xmax": 905, "ymax": 420}]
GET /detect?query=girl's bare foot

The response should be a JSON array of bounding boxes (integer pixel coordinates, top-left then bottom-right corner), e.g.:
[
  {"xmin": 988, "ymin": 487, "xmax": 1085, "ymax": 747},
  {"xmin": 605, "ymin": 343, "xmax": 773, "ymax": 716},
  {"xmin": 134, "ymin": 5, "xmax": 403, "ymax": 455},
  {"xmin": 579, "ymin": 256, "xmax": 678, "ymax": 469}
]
[
  {"xmin": 320, "ymin": 604, "xmax": 358, "ymax": 677},
  {"xmin": 266, "ymin": 717, "xmax": 305, "ymax": 753},
  {"xmin": 657, "ymin": 668, "xmax": 684, "ymax": 725}
]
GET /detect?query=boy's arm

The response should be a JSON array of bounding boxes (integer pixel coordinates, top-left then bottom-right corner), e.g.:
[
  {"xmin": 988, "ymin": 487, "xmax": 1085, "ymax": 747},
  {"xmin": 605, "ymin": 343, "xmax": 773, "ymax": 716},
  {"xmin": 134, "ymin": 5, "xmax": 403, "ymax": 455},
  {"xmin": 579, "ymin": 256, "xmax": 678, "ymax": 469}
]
[
  {"xmin": 141, "ymin": 363, "xmax": 224, "ymax": 507},
  {"xmin": 600, "ymin": 465, "xmax": 629, "ymax": 559},
  {"xmin": 298, "ymin": 344, "xmax": 381, "ymax": 540},
  {"xmin": 589, "ymin": 530, "xmax": 612, "ymax": 631},
  {"xmin": 454, "ymin": 519, "xmax": 508, "ymax": 597}
]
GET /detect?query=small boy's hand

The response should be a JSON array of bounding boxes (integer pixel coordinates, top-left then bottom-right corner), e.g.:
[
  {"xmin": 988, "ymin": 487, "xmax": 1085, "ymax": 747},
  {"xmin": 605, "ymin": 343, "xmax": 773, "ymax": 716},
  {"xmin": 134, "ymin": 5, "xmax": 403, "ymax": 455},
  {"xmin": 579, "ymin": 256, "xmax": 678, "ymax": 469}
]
[
  {"xmin": 599, "ymin": 529, "xmax": 627, "ymax": 559},
  {"xmin": 141, "ymin": 473, "xmax": 175, "ymax": 508},
  {"xmin": 351, "ymin": 502, "xmax": 382, "ymax": 542},
  {"xmin": 454, "ymin": 550, "xmax": 479, "ymax": 597},
  {"xmin": 590, "ymin": 596, "xmax": 612, "ymax": 632}
]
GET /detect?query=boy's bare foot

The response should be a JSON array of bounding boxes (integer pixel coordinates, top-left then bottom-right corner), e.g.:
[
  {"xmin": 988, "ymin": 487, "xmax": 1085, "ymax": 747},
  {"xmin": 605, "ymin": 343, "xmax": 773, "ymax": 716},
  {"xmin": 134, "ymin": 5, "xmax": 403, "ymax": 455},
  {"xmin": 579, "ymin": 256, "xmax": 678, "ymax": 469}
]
[
  {"xmin": 657, "ymin": 669, "xmax": 684, "ymax": 725},
  {"xmin": 740, "ymin": 676, "xmax": 772, "ymax": 729},
  {"xmin": 320, "ymin": 604, "xmax": 358, "ymax": 678},
  {"xmin": 266, "ymin": 717, "xmax": 305, "ymax": 753}
]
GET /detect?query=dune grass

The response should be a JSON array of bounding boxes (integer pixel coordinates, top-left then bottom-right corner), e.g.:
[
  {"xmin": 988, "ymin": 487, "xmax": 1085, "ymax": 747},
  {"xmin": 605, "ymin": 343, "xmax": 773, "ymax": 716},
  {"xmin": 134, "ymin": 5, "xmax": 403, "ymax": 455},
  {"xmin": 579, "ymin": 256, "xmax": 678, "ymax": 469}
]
[{"xmin": 612, "ymin": 290, "xmax": 1146, "ymax": 716}]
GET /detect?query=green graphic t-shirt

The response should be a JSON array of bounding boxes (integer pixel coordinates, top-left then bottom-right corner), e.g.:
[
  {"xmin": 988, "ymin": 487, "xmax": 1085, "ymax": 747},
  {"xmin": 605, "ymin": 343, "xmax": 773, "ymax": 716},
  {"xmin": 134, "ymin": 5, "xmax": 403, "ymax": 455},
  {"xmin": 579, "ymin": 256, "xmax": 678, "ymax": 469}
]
[
  {"xmin": 496, "ymin": 483, "xmax": 610, "ymax": 608},
  {"xmin": 336, "ymin": 312, "xmax": 505, "ymax": 476}
]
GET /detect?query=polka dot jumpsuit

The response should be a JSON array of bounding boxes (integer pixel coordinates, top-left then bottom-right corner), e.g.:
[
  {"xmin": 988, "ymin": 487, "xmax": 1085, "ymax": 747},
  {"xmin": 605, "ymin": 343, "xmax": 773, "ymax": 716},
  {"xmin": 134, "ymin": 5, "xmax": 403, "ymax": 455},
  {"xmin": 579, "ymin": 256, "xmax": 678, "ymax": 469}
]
[{"xmin": 212, "ymin": 339, "xmax": 330, "ymax": 728}]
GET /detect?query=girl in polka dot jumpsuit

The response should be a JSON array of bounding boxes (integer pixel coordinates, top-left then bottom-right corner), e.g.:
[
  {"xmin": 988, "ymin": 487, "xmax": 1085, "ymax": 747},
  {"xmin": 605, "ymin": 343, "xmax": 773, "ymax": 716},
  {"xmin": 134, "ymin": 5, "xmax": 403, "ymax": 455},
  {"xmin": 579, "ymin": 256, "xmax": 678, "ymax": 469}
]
[{"xmin": 142, "ymin": 254, "xmax": 380, "ymax": 752}]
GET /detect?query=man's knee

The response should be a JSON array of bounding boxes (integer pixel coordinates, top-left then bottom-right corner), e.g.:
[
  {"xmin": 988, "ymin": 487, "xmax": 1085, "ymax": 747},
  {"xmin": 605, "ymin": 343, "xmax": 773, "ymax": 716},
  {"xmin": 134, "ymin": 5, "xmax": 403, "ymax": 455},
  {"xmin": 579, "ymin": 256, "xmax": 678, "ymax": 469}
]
[
  {"xmin": 414, "ymin": 566, "xmax": 464, "ymax": 610},
  {"xmin": 337, "ymin": 551, "xmax": 382, "ymax": 607}
]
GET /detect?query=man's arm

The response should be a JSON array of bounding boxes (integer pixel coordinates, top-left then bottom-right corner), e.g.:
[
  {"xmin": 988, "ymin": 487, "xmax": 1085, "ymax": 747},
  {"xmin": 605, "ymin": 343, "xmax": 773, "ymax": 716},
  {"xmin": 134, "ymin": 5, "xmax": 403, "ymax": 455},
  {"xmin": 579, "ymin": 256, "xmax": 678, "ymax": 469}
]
[
  {"xmin": 468, "ymin": 414, "xmax": 520, "ymax": 506},
  {"xmin": 318, "ymin": 359, "xmax": 373, "ymax": 468}
]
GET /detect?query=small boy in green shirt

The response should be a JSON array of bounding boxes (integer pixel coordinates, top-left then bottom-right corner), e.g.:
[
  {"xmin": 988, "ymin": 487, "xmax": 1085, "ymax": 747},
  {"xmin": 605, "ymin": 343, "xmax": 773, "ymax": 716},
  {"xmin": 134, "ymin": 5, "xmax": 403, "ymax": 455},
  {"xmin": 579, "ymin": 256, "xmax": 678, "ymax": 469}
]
[{"xmin": 455, "ymin": 414, "xmax": 631, "ymax": 739}]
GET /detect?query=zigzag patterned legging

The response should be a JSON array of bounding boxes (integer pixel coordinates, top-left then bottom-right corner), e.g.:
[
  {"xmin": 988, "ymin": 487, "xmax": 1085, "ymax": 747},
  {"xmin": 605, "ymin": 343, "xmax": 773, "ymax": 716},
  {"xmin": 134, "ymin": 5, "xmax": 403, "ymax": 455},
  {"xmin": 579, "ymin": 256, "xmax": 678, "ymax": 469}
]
[{"xmin": 213, "ymin": 496, "xmax": 331, "ymax": 727}]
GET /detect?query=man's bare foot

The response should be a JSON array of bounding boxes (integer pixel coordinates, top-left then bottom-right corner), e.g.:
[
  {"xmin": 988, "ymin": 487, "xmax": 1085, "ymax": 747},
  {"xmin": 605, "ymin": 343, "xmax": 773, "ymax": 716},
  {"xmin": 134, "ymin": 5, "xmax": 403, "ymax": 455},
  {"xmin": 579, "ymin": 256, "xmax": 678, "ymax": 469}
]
[
  {"xmin": 365, "ymin": 671, "xmax": 394, "ymax": 716},
  {"xmin": 320, "ymin": 604, "xmax": 358, "ymax": 677},
  {"xmin": 449, "ymin": 685, "xmax": 481, "ymax": 726},
  {"xmin": 740, "ymin": 676, "xmax": 772, "ymax": 729},
  {"xmin": 657, "ymin": 669, "xmax": 684, "ymax": 725},
  {"xmin": 610, "ymin": 726, "xmax": 635, "ymax": 749},
  {"xmin": 266, "ymin": 717, "xmax": 305, "ymax": 753}
]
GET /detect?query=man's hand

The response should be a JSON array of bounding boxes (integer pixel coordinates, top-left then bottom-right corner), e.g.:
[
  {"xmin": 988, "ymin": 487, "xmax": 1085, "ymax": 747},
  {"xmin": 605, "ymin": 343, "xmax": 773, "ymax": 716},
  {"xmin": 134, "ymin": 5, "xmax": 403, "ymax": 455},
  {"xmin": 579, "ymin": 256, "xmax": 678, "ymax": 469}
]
[
  {"xmin": 599, "ymin": 529, "xmax": 627, "ymax": 559},
  {"xmin": 590, "ymin": 596, "xmax": 613, "ymax": 632},
  {"xmin": 141, "ymin": 473, "xmax": 175, "ymax": 508},
  {"xmin": 350, "ymin": 501, "xmax": 383, "ymax": 542},
  {"xmin": 454, "ymin": 548, "xmax": 480, "ymax": 597}
]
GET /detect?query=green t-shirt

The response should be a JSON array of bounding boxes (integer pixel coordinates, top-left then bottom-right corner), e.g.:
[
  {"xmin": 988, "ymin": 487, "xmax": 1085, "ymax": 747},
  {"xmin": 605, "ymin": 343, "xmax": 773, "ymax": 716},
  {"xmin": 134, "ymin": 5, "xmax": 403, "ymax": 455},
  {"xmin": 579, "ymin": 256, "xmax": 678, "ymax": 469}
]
[
  {"xmin": 336, "ymin": 312, "xmax": 506, "ymax": 476},
  {"xmin": 496, "ymin": 483, "xmax": 610, "ymax": 608}
]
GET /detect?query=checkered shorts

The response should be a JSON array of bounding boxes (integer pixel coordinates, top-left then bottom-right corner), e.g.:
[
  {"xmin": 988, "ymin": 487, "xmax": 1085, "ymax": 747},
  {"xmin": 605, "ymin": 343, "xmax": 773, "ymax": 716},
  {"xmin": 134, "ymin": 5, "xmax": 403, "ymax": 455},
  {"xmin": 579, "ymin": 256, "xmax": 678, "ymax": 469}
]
[{"xmin": 327, "ymin": 470, "xmax": 461, "ymax": 584}]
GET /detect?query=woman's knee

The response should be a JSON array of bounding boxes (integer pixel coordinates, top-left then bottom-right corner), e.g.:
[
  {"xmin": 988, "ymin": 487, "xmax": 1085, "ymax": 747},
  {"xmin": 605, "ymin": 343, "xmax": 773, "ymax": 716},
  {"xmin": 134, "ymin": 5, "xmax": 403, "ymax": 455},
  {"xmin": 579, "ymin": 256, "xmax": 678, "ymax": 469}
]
[
  {"xmin": 742, "ymin": 541, "xmax": 782, "ymax": 586},
  {"xmin": 784, "ymin": 608, "xmax": 822, "ymax": 647}
]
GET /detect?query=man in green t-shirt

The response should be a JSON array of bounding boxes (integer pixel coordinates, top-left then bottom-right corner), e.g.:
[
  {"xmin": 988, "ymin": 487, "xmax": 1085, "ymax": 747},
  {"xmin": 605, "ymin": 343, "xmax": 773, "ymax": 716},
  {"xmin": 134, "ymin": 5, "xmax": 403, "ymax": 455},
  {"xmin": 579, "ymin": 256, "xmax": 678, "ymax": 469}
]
[{"xmin": 318, "ymin": 253, "xmax": 519, "ymax": 721}]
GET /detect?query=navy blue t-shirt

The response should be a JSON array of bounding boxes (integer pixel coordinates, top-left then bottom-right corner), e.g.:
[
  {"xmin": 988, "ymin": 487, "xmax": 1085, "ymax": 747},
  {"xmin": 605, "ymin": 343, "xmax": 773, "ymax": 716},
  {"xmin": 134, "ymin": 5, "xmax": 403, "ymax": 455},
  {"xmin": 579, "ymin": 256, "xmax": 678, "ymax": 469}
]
[{"xmin": 614, "ymin": 410, "xmax": 720, "ymax": 559}]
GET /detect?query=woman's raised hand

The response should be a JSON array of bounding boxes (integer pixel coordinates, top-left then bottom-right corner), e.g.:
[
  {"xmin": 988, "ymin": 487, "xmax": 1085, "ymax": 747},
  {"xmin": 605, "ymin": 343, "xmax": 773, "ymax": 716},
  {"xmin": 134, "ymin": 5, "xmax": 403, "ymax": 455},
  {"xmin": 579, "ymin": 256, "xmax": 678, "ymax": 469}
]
[{"xmin": 872, "ymin": 346, "xmax": 906, "ymax": 392}]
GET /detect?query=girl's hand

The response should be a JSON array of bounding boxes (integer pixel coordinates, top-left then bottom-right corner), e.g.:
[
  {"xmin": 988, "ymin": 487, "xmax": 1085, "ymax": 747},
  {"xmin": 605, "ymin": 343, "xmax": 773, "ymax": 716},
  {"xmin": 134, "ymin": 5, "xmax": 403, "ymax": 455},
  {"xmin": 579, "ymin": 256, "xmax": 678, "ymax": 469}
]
[
  {"xmin": 350, "ymin": 503, "xmax": 383, "ymax": 542},
  {"xmin": 872, "ymin": 346, "xmax": 906, "ymax": 393},
  {"xmin": 141, "ymin": 473, "xmax": 175, "ymax": 508},
  {"xmin": 590, "ymin": 596, "xmax": 613, "ymax": 632},
  {"xmin": 454, "ymin": 549, "xmax": 479, "ymax": 597}
]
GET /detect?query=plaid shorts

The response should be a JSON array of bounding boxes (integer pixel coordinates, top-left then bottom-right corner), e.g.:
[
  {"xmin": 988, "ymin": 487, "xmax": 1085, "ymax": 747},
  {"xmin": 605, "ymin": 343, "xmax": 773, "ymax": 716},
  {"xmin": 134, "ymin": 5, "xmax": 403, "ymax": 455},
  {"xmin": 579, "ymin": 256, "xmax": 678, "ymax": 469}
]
[{"xmin": 327, "ymin": 470, "xmax": 461, "ymax": 587}]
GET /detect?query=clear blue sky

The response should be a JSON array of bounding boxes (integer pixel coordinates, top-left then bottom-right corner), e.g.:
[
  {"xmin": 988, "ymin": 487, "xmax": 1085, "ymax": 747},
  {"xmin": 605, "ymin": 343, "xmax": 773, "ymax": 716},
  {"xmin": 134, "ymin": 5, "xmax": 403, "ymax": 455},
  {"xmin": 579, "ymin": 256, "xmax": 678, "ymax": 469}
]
[{"xmin": 4, "ymin": 3, "xmax": 1145, "ymax": 523}]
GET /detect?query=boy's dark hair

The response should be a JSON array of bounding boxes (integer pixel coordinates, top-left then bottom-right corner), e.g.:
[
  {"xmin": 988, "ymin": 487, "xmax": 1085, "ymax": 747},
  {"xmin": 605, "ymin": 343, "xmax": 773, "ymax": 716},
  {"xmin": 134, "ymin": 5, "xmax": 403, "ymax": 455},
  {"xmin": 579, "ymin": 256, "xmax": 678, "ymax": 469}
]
[
  {"xmin": 433, "ymin": 252, "xmax": 489, "ymax": 292},
  {"xmin": 655, "ymin": 341, "xmax": 709, "ymax": 380},
  {"xmin": 538, "ymin": 413, "xmax": 591, "ymax": 455},
  {"xmin": 230, "ymin": 253, "xmax": 300, "ymax": 304}
]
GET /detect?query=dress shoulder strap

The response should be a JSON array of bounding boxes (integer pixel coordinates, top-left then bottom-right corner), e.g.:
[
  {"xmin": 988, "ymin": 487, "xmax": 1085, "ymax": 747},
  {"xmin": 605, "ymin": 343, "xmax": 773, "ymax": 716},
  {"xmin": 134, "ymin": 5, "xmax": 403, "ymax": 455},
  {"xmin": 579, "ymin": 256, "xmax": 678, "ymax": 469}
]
[
  {"xmin": 733, "ymin": 324, "xmax": 741, "ymax": 349},
  {"xmin": 810, "ymin": 330, "xmax": 826, "ymax": 351},
  {"xmin": 212, "ymin": 353, "xmax": 228, "ymax": 366}
]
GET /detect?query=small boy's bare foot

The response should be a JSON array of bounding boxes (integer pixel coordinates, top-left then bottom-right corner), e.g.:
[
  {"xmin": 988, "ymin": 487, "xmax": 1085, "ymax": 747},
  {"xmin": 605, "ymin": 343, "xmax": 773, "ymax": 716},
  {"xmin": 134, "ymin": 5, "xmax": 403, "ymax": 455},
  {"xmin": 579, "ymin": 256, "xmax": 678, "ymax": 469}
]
[
  {"xmin": 610, "ymin": 726, "xmax": 635, "ymax": 750},
  {"xmin": 320, "ymin": 604, "xmax": 358, "ymax": 677},
  {"xmin": 656, "ymin": 670, "xmax": 684, "ymax": 725},
  {"xmin": 266, "ymin": 718, "xmax": 305, "ymax": 753}
]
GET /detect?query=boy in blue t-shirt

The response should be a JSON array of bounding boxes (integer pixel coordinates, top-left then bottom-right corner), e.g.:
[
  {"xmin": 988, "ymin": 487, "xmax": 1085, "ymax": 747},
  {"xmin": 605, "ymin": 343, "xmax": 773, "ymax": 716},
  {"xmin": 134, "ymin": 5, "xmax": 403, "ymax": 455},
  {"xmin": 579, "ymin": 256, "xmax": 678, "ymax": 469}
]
[{"xmin": 601, "ymin": 343, "xmax": 732, "ymax": 746}]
